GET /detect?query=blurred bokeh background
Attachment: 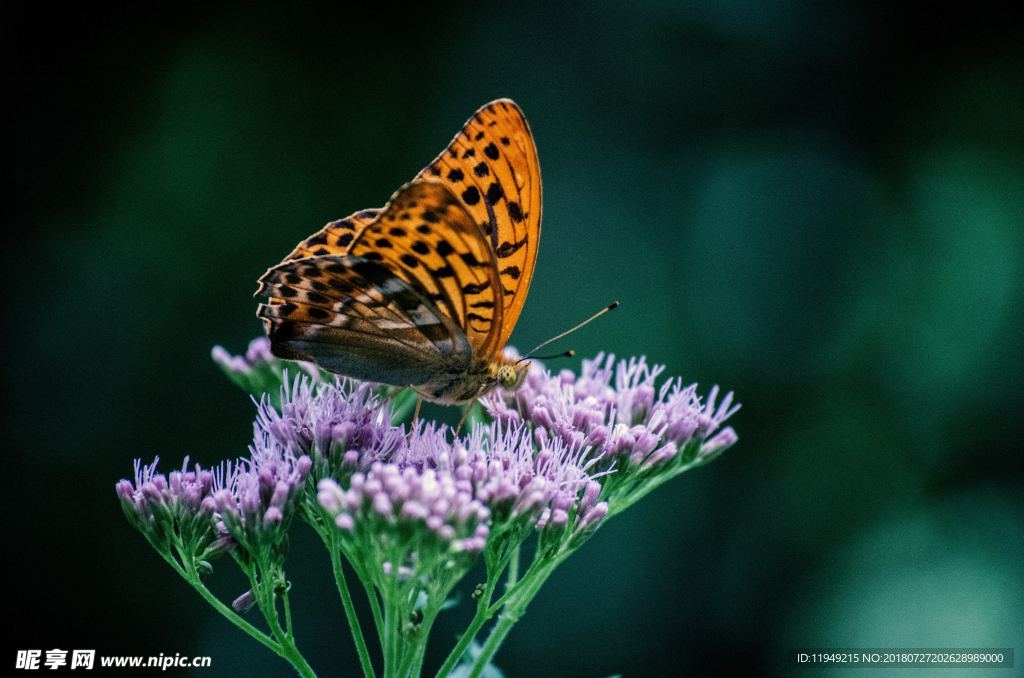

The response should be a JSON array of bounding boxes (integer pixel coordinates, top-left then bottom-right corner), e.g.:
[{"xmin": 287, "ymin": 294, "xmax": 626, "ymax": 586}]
[{"xmin": 6, "ymin": 2, "xmax": 1022, "ymax": 676}]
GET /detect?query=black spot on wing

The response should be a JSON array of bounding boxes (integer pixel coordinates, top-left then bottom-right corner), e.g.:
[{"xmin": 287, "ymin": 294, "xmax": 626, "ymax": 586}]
[
  {"xmin": 507, "ymin": 201, "xmax": 524, "ymax": 222},
  {"xmin": 496, "ymin": 239, "xmax": 527, "ymax": 258},
  {"xmin": 307, "ymin": 306, "xmax": 330, "ymax": 320},
  {"xmin": 485, "ymin": 182, "xmax": 504, "ymax": 205},
  {"xmin": 483, "ymin": 143, "xmax": 499, "ymax": 160},
  {"xmin": 461, "ymin": 186, "xmax": 480, "ymax": 205},
  {"xmin": 462, "ymin": 281, "xmax": 490, "ymax": 294}
]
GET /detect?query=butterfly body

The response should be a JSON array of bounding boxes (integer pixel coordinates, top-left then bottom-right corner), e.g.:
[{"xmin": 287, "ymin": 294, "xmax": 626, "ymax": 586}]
[
  {"xmin": 412, "ymin": 354, "xmax": 527, "ymax": 405},
  {"xmin": 257, "ymin": 100, "xmax": 541, "ymax": 405}
]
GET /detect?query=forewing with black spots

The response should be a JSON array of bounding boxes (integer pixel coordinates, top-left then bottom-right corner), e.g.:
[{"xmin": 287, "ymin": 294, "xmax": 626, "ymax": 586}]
[
  {"xmin": 415, "ymin": 99, "xmax": 541, "ymax": 350},
  {"xmin": 346, "ymin": 179, "xmax": 504, "ymax": 360}
]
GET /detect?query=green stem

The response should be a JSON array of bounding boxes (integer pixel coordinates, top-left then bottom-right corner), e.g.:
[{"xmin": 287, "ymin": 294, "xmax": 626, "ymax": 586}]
[
  {"xmin": 469, "ymin": 562, "xmax": 560, "ymax": 678},
  {"xmin": 436, "ymin": 545, "xmax": 520, "ymax": 678},
  {"xmin": 364, "ymin": 581, "xmax": 386, "ymax": 646},
  {"xmin": 505, "ymin": 546, "xmax": 520, "ymax": 590},
  {"xmin": 168, "ymin": 549, "xmax": 314, "ymax": 677},
  {"xmin": 485, "ymin": 555, "xmax": 546, "ymax": 616},
  {"xmin": 172, "ymin": 559, "xmax": 284, "ymax": 662},
  {"xmin": 468, "ymin": 612, "xmax": 518, "ymax": 678},
  {"xmin": 382, "ymin": 559, "xmax": 403, "ymax": 678},
  {"xmin": 251, "ymin": 563, "xmax": 317, "ymax": 678},
  {"xmin": 398, "ymin": 595, "xmax": 440, "ymax": 678},
  {"xmin": 326, "ymin": 532, "xmax": 377, "ymax": 678},
  {"xmin": 188, "ymin": 578, "xmax": 289, "ymax": 661},
  {"xmin": 435, "ymin": 591, "xmax": 492, "ymax": 677},
  {"xmin": 283, "ymin": 584, "xmax": 295, "ymax": 640},
  {"xmin": 387, "ymin": 596, "xmax": 403, "ymax": 677}
]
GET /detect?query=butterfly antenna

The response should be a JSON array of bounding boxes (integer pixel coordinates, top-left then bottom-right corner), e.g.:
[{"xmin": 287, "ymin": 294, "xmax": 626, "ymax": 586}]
[
  {"xmin": 527, "ymin": 349, "xmax": 576, "ymax": 361},
  {"xmin": 521, "ymin": 301, "xmax": 620, "ymax": 360}
]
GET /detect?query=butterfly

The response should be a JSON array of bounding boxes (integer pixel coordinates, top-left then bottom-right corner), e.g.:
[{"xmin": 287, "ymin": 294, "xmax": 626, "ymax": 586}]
[{"xmin": 256, "ymin": 99, "xmax": 542, "ymax": 405}]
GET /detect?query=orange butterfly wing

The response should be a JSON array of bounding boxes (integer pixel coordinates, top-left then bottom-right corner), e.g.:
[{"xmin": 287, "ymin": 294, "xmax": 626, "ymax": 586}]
[
  {"xmin": 415, "ymin": 99, "xmax": 541, "ymax": 354},
  {"xmin": 269, "ymin": 99, "xmax": 540, "ymax": 363},
  {"xmin": 283, "ymin": 208, "xmax": 382, "ymax": 260},
  {"xmin": 345, "ymin": 179, "xmax": 504, "ymax": 360}
]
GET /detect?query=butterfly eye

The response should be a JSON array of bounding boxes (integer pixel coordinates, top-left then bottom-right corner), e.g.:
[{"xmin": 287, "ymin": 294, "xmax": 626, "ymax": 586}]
[{"xmin": 497, "ymin": 366, "xmax": 519, "ymax": 389}]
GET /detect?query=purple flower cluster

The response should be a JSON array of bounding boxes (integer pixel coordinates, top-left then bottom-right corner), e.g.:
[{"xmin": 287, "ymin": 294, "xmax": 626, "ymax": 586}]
[
  {"xmin": 212, "ymin": 337, "xmax": 321, "ymax": 395},
  {"xmin": 116, "ymin": 382, "xmax": 322, "ymax": 560},
  {"xmin": 212, "ymin": 448, "xmax": 312, "ymax": 553},
  {"xmin": 116, "ymin": 457, "xmax": 232, "ymax": 560},
  {"xmin": 454, "ymin": 422, "xmax": 608, "ymax": 533},
  {"xmin": 318, "ymin": 461, "xmax": 491, "ymax": 555},
  {"xmin": 315, "ymin": 419, "xmax": 609, "ymax": 553},
  {"xmin": 117, "ymin": 447, "xmax": 313, "ymax": 561},
  {"xmin": 483, "ymin": 353, "xmax": 740, "ymax": 472},
  {"xmin": 254, "ymin": 376, "xmax": 404, "ymax": 473},
  {"xmin": 120, "ymin": 345, "xmax": 738, "ymax": 573}
]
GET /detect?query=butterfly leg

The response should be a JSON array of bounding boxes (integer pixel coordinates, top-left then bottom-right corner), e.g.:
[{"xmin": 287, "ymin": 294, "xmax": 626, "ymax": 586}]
[
  {"xmin": 454, "ymin": 399, "xmax": 477, "ymax": 435},
  {"xmin": 413, "ymin": 396, "xmax": 423, "ymax": 425},
  {"xmin": 407, "ymin": 396, "xmax": 423, "ymax": 441}
]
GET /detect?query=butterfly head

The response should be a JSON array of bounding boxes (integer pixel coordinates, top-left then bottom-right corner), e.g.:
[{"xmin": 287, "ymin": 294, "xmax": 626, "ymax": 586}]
[{"xmin": 488, "ymin": 359, "xmax": 529, "ymax": 392}]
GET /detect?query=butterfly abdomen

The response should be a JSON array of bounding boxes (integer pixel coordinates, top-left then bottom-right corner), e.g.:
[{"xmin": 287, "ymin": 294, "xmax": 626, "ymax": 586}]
[{"xmin": 414, "ymin": 368, "xmax": 492, "ymax": 405}]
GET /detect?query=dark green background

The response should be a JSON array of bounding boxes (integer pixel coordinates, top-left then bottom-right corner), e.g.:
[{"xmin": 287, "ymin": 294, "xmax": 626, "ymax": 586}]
[{"xmin": 7, "ymin": 3, "xmax": 1022, "ymax": 676}]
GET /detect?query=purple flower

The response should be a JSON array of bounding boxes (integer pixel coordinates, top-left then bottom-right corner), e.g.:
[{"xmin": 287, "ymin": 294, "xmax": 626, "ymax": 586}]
[
  {"xmin": 458, "ymin": 421, "xmax": 605, "ymax": 533},
  {"xmin": 483, "ymin": 352, "xmax": 740, "ymax": 471},
  {"xmin": 213, "ymin": 446, "xmax": 312, "ymax": 552},
  {"xmin": 319, "ymin": 418, "xmax": 611, "ymax": 553},
  {"xmin": 318, "ymin": 459, "xmax": 491, "ymax": 557},
  {"xmin": 116, "ymin": 456, "xmax": 230, "ymax": 559},
  {"xmin": 212, "ymin": 337, "xmax": 320, "ymax": 381},
  {"xmin": 253, "ymin": 376, "xmax": 403, "ymax": 474},
  {"xmin": 231, "ymin": 588, "xmax": 257, "ymax": 613}
]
